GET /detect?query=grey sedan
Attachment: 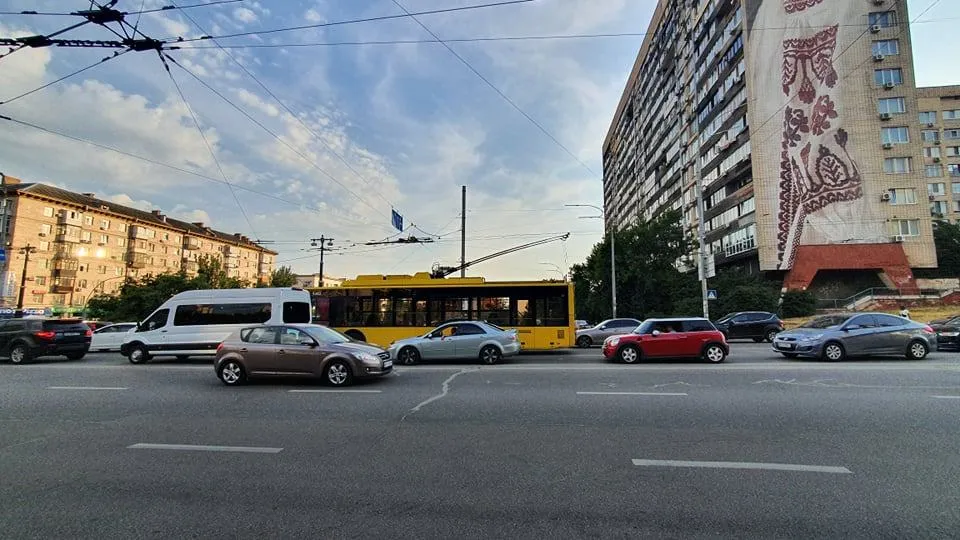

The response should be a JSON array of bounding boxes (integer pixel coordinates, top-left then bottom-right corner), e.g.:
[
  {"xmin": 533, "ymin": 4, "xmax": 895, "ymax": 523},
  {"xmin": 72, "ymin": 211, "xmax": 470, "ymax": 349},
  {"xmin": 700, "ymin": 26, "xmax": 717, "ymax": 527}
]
[
  {"xmin": 388, "ymin": 321, "xmax": 521, "ymax": 365},
  {"xmin": 575, "ymin": 318, "xmax": 642, "ymax": 347},
  {"xmin": 772, "ymin": 313, "xmax": 937, "ymax": 361}
]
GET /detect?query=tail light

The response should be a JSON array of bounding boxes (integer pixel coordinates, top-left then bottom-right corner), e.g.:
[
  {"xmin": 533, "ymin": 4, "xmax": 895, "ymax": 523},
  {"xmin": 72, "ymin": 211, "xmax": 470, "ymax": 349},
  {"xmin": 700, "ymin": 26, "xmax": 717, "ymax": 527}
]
[
  {"xmin": 34, "ymin": 330, "xmax": 56, "ymax": 340},
  {"xmin": 216, "ymin": 342, "xmax": 225, "ymax": 352},
  {"xmin": 85, "ymin": 329, "xmax": 93, "ymax": 337},
  {"xmin": 923, "ymin": 325, "xmax": 935, "ymax": 334}
]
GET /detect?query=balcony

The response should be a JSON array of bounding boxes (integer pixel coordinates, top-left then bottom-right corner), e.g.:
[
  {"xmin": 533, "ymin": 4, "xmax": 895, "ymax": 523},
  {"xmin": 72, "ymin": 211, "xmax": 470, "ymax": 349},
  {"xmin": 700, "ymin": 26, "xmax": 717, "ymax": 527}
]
[
  {"xmin": 223, "ymin": 246, "xmax": 240, "ymax": 258},
  {"xmin": 129, "ymin": 225, "xmax": 154, "ymax": 240},
  {"xmin": 126, "ymin": 253, "xmax": 150, "ymax": 269},
  {"xmin": 51, "ymin": 280, "xmax": 76, "ymax": 293},
  {"xmin": 183, "ymin": 236, "xmax": 200, "ymax": 250},
  {"xmin": 54, "ymin": 259, "xmax": 79, "ymax": 277},
  {"xmin": 57, "ymin": 211, "xmax": 82, "ymax": 226},
  {"xmin": 182, "ymin": 260, "xmax": 199, "ymax": 273}
]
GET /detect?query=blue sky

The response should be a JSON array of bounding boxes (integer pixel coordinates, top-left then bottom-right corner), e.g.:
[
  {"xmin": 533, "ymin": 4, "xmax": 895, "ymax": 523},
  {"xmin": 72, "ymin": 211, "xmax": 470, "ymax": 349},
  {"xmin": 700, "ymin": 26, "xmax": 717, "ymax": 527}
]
[{"xmin": 0, "ymin": 0, "xmax": 955, "ymax": 280}]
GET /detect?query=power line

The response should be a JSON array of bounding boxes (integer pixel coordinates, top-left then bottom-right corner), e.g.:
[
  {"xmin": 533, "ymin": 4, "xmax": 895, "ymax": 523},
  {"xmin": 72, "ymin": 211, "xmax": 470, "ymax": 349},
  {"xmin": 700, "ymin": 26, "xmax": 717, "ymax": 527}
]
[
  {"xmin": 389, "ymin": 0, "xmax": 598, "ymax": 178},
  {"xmin": 163, "ymin": 0, "xmax": 535, "ymax": 43},
  {"xmin": 0, "ymin": 1, "xmax": 244, "ymax": 17},
  {"xmin": 0, "ymin": 49, "xmax": 130, "ymax": 106},
  {"xmin": 156, "ymin": 51, "xmax": 260, "ymax": 242},
  {"xmin": 911, "ymin": 0, "xmax": 943, "ymax": 22}
]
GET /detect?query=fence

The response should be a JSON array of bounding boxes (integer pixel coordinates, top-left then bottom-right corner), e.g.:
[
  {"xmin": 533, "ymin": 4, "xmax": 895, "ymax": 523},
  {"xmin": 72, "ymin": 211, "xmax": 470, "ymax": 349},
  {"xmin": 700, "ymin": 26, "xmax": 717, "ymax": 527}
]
[{"xmin": 815, "ymin": 288, "xmax": 947, "ymax": 311}]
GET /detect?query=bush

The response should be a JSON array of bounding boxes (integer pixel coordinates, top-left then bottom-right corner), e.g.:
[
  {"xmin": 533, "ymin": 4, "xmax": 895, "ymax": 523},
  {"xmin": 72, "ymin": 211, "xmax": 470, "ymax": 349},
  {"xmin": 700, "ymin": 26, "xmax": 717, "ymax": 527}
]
[{"xmin": 779, "ymin": 290, "xmax": 817, "ymax": 318}]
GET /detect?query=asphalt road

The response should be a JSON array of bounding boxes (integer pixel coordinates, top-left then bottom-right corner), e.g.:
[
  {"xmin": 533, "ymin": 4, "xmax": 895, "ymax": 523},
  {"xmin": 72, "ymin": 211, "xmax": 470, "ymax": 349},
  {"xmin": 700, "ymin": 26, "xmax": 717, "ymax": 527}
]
[{"xmin": 2, "ymin": 345, "xmax": 959, "ymax": 538}]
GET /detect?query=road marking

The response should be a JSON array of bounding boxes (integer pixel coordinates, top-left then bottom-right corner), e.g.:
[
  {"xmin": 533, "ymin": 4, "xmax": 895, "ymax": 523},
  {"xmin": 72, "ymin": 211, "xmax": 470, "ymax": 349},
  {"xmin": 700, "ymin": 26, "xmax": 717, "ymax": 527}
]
[
  {"xmin": 577, "ymin": 391, "xmax": 687, "ymax": 396},
  {"xmin": 128, "ymin": 443, "xmax": 282, "ymax": 454},
  {"xmin": 932, "ymin": 395, "xmax": 960, "ymax": 399},
  {"xmin": 631, "ymin": 459, "xmax": 851, "ymax": 474},
  {"xmin": 402, "ymin": 368, "xmax": 477, "ymax": 421},
  {"xmin": 47, "ymin": 386, "xmax": 127, "ymax": 390},
  {"xmin": 288, "ymin": 389, "xmax": 382, "ymax": 393}
]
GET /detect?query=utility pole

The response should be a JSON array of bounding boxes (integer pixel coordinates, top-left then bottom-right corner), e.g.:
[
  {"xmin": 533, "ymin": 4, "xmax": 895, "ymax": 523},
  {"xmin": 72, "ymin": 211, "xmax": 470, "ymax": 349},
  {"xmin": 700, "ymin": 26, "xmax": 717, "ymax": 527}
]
[
  {"xmin": 310, "ymin": 237, "xmax": 334, "ymax": 287},
  {"xmin": 692, "ymin": 128, "xmax": 710, "ymax": 321},
  {"xmin": 566, "ymin": 203, "xmax": 616, "ymax": 318},
  {"xmin": 460, "ymin": 185, "xmax": 466, "ymax": 278},
  {"xmin": 15, "ymin": 244, "xmax": 37, "ymax": 313}
]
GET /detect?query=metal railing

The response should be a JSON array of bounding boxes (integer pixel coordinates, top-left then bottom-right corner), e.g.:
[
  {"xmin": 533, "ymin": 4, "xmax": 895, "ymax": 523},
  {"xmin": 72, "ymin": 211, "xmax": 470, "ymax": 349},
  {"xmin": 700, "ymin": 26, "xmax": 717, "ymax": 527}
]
[{"xmin": 815, "ymin": 287, "xmax": 949, "ymax": 310}]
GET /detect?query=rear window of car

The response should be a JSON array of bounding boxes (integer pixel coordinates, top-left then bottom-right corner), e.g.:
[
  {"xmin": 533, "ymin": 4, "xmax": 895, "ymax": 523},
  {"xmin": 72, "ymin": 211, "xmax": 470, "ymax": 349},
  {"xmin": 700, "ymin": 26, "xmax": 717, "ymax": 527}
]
[
  {"xmin": 240, "ymin": 327, "xmax": 278, "ymax": 344},
  {"xmin": 42, "ymin": 319, "xmax": 86, "ymax": 330}
]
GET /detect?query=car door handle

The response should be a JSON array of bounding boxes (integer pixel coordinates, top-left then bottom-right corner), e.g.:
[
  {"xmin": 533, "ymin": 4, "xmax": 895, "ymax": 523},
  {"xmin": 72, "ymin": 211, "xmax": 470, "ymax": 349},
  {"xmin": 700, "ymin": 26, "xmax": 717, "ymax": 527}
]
[
  {"xmin": 160, "ymin": 330, "xmax": 167, "ymax": 333},
  {"xmin": 239, "ymin": 348, "xmax": 247, "ymax": 352},
  {"xmin": 278, "ymin": 349, "xmax": 285, "ymax": 354}
]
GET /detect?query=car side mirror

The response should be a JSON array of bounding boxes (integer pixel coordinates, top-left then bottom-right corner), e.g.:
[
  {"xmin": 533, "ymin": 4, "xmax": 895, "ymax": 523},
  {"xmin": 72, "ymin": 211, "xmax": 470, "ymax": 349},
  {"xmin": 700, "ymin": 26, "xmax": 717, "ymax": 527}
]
[
  {"xmin": 651, "ymin": 330, "xmax": 662, "ymax": 336},
  {"xmin": 599, "ymin": 325, "xmax": 607, "ymax": 330}
]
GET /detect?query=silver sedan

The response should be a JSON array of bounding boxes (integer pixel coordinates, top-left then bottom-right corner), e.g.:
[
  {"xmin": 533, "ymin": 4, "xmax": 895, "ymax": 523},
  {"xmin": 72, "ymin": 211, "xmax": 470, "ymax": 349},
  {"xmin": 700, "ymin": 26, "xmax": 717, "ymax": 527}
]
[
  {"xmin": 772, "ymin": 313, "xmax": 937, "ymax": 361},
  {"xmin": 388, "ymin": 321, "xmax": 521, "ymax": 365}
]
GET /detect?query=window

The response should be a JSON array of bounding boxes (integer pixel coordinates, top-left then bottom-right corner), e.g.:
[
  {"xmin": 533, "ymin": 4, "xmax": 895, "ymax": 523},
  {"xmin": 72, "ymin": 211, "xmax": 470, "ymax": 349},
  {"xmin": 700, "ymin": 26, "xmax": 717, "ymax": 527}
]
[
  {"xmin": 138, "ymin": 309, "xmax": 169, "ymax": 332},
  {"xmin": 921, "ymin": 130, "xmax": 940, "ymax": 143},
  {"xmin": 924, "ymin": 147, "xmax": 941, "ymax": 158},
  {"xmin": 848, "ymin": 315, "xmax": 877, "ymax": 329},
  {"xmin": 117, "ymin": 238, "xmax": 126, "ymax": 247},
  {"xmin": 452, "ymin": 323, "xmax": 486, "ymax": 336},
  {"xmin": 239, "ymin": 327, "xmax": 278, "ymax": 344},
  {"xmin": 931, "ymin": 201, "xmax": 949, "ymax": 216},
  {"xmin": 954, "ymin": 201, "xmax": 960, "ymax": 213},
  {"xmin": 874, "ymin": 314, "xmax": 906, "ymax": 327},
  {"xmin": 173, "ymin": 303, "xmax": 273, "ymax": 326},
  {"xmin": 868, "ymin": 11, "xmax": 896, "ymax": 27},
  {"xmin": 80, "ymin": 231, "xmax": 92, "ymax": 242},
  {"xmin": 84, "ymin": 215, "xmax": 93, "ymax": 226},
  {"xmin": 114, "ymin": 266, "xmax": 123, "ymax": 276},
  {"xmin": 32, "ymin": 295, "xmax": 44, "ymax": 304},
  {"xmin": 926, "ymin": 165, "xmax": 943, "ymax": 177},
  {"xmin": 148, "ymin": 243, "xmax": 155, "ymax": 252},
  {"xmin": 99, "ymin": 234, "xmax": 108, "ymax": 244},
  {"xmin": 279, "ymin": 327, "xmax": 308, "ymax": 345},
  {"xmin": 282, "ymin": 301, "xmax": 311, "ymax": 323},
  {"xmin": 948, "ymin": 147, "xmax": 960, "ymax": 157},
  {"xmin": 118, "ymin": 223, "xmax": 128, "ymax": 233},
  {"xmin": 890, "ymin": 188, "xmax": 916, "ymax": 205},
  {"xmin": 38, "ymin": 240, "xmax": 50, "ymax": 251},
  {"xmin": 872, "ymin": 39, "xmax": 899, "ymax": 56},
  {"xmin": 944, "ymin": 110, "xmax": 960, "ymax": 120},
  {"xmin": 953, "ymin": 182, "xmax": 960, "ymax": 194},
  {"xmin": 43, "ymin": 207, "xmax": 54, "ymax": 217},
  {"xmin": 40, "ymin": 223, "xmax": 51, "ymax": 235},
  {"xmin": 919, "ymin": 112, "xmax": 937, "ymax": 124},
  {"xmin": 682, "ymin": 319, "xmax": 716, "ymax": 332},
  {"xmin": 97, "ymin": 265, "xmax": 107, "ymax": 274},
  {"xmin": 100, "ymin": 219, "xmax": 110, "ymax": 230},
  {"xmin": 929, "ymin": 182, "xmax": 946, "ymax": 196},
  {"xmin": 877, "ymin": 97, "xmax": 905, "ymax": 114},
  {"xmin": 884, "ymin": 157, "xmax": 911, "ymax": 174},
  {"xmin": 945, "ymin": 129, "xmax": 960, "ymax": 140},
  {"xmin": 881, "ymin": 126, "xmax": 909, "ymax": 144},
  {"xmin": 892, "ymin": 219, "xmax": 920, "ymax": 236},
  {"xmin": 949, "ymin": 164, "xmax": 960, "ymax": 177},
  {"xmin": 874, "ymin": 68, "xmax": 902, "ymax": 86},
  {"xmin": 35, "ymin": 276, "xmax": 46, "ymax": 286},
  {"xmin": 78, "ymin": 279, "xmax": 87, "ymax": 289},
  {"xmin": 479, "ymin": 297, "xmax": 510, "ymax": 326}
]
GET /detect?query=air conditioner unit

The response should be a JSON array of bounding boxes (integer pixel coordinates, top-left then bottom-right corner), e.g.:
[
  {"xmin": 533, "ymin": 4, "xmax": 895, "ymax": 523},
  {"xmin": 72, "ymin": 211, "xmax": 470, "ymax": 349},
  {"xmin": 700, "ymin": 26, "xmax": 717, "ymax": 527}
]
[
  {"xmin": 881, "ymin": 192, "xmax": 892, "ymax": 201},
  {"xmin": 870, "ymin": 24, "xmax": 882, "ymax": 34},
  {"xmin": 38, "ymin": 232, "xmax": 47, "ymax": 237},
  {"xmin": 884, "ymin": 81, "xmax": 896, "ymax": 89},
  {"xmin": 929, "ymin": 194, "xmax": 937, "ymax": 201},
  {"xmin": 893, "ymin": 234, "xmax": 905, "ymax": 242},
  {"xmin": 80, "ymin": 239, "xmax": 92, "ymax": 244},
  {"xmin": 873, "ymin": 54, "xmax": 885, "ymax": 62},
  {"xmin": 882, "ymin": 142, "xmax": 894, "ymax": 149},
  {"xmin": 879, "ymin": 112, "xmax": 892, "ymax": 120},
  {"xmin": 934, "ymin": 157, "xmax": 942, "ymax": 163},
  {"xmin": 934, "ymin": 140, "xmax": 941, "ymax": 145},
  {"xmin": 927, "ymin": 123, "xmax": 936, "ymax": 128}
]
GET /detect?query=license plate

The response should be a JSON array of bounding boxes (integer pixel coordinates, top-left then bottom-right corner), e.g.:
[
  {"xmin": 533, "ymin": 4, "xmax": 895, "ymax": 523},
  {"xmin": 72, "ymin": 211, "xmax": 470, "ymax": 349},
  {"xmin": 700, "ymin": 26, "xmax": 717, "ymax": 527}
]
[
  {"xmin": 62, "ymin": 332, "xmax": 81, "ymax": 336},
  {"xmin": 383, "ymin": 360, "xmax": 393, "ymax": 368},
  {"xmin": 780, "ymin": 343, "xmax": 795, "ymax": 350}
]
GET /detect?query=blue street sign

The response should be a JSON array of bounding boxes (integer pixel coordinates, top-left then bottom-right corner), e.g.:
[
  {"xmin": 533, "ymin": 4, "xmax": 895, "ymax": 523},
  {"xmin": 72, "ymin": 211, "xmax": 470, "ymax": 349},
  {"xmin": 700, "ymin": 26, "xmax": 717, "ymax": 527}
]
[
  {"xmin": 0, "ymin": 248, "xmax": 5, "ymax": 262},
  {"xmin": 391, "ymin": 209, "xmax": 403, "ymax": 231},
  {"xmin": 707, "ymin": 289, "xmax": 718, "ymax": 301}
]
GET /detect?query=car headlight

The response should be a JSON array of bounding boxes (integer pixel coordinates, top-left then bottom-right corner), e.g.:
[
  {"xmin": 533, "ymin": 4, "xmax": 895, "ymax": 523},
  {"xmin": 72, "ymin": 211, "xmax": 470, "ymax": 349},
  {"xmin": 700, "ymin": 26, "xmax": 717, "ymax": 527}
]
[
  {"xmin": 355, "ymin": 352, "xmax": 380, "ymax": 365},
  {"xmin": 939, "ymin": 331, "xmax": 960, "ymax": 337},
  {"xmin": 607, "ymin": 337, "xmax": 620, "ymax": 346},
  {"xmin": 800, "ymin": 333, "xmax": 824, "ymax": 342}
]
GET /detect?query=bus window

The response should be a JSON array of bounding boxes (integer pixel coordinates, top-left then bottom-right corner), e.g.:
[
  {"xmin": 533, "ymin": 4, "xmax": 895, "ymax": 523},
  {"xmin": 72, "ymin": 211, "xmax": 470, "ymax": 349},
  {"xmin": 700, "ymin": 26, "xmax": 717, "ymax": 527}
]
[
  {"xmin": 536, "ymin": 295, "xmax": 567, "ymax": 326},
  {"xmin": 514, "ymin": 299, "xmax": 534, "ymax": 326},
  {"xmin": 479, "ymin": 297, "xmax": 510, "ymax": 326},
  {"xmin": 442, "ymin": 298, "xmax": 473, "ymax": 321}
]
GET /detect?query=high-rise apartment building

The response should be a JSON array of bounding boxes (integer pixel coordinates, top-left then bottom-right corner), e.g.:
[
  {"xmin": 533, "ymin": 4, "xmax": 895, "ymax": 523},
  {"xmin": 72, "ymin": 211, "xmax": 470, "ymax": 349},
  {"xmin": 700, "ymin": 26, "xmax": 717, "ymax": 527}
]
[
  {"xmin": 915, "ymin": 86, "xmax": 960, "ymax": 223},
  {"xmin": 603, "ymin": 0, "xmax": 938, "ymax": 291},
  {"xmin": 0, "ymin": 174, "xmax": 276, "ymax": 313}
]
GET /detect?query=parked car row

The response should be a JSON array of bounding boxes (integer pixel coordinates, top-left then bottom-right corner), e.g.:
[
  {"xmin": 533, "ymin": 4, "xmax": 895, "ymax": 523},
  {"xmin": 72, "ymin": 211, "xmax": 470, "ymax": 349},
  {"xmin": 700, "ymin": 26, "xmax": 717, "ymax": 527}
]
[{"xmin": 576, "ymin": 312, "xmax": 785, "ymax": 348}]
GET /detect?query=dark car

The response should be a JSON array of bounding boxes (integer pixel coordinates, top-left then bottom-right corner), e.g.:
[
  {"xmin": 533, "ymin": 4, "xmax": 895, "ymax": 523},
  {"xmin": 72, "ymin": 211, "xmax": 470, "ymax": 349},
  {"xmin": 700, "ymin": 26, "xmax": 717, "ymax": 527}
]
[
  {"xmin": 931, "ymin": 315, "xmax": 960, "ymax": 352},
  {"xmin": 713, "ymin": 311, "xmax": 784, "ymax": 342},
  {"xmin": 214, "ymin": 324, "xmax": 392, "ymax": 386},
  {"xmin": 0, "ymin": 318, "xmax": 92, "ymax": 364},
  {"xmin": 601, "ymin": 318, "xmax": 729, "ymax": 364}
]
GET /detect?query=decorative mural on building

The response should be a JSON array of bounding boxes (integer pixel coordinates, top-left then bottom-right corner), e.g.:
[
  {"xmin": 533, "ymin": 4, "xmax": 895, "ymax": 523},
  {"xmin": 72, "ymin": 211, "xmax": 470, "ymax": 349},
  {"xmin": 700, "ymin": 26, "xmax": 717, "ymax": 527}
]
[{"xmin": 747, "ymin": 0, "xmax": 887, "ymax": 271}]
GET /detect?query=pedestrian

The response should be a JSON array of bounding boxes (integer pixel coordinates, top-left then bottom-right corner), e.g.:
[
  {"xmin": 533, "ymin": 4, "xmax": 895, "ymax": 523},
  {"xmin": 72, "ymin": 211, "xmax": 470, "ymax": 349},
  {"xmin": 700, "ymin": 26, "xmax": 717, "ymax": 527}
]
[{"xmin": 899, "ymin": 306, "xmax": 910, "ymax": 319}]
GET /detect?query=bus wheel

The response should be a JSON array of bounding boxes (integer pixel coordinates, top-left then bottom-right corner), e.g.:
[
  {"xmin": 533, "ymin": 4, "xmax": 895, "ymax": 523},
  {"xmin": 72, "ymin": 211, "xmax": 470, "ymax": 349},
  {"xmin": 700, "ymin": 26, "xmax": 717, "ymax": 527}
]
[{"xmin": 344, "ymin": 330, "xmax": 366, "ymax": 342}]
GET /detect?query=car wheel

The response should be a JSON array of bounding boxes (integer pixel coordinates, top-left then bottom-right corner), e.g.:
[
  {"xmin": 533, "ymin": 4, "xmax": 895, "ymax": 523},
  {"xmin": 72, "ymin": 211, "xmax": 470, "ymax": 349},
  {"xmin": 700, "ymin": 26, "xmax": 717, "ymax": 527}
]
[
  {"xmin": 176, "ymin": 355, "xmax": 190, "ymax": 361},
  {"xmin": 765, "ymin": 329, "xmax": 779, "ymax": 343},
  {"xmin": 703, "ymin": 344, "xmax": 726, "ymax": 364},
  {"xmin": 618, "ymin": 344, "xmax": 641, "ymax": 364},
  {"xmin": 576, "ymin": 336, "xmax": 592, "ymax": 348},
  {"xmin": 906, "ymin": 340, "xmax": 929, "ymax": 360},
  {"xmin": 822, "ymin": 342, "xmax": 846, "ymax": 362},
  {"xmin": 65, "ymin": 352, "xmax": 85, "ymax": 361},
  {"xmin": 780, "ymin": 353, "xmax": 799, "ymax": 359},
  {"xmin": 325, "ymin": 360, "xmax": 353, "ymax": 386},
  {"xmin": 398, "ymin": 346, "xmax": 420, "ymax": 366},
  {"xmin": 479, "ymin": 345, "xmax": 502, "ymax": 365},
  {"xmin": 218, "ymin": 360, "xmax": 246, "ymax": 386},
  {"xmin": 128, "ymin": 344, "xmax": 150, "ymax": 365},
  {"xmin": 9, "ymin": 343, "xmax": 30, "ymax": 365}
]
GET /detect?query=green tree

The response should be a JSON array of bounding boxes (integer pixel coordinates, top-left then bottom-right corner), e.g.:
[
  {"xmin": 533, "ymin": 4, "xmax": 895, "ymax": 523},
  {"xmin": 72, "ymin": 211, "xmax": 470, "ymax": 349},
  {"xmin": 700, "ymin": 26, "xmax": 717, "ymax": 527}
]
[
  {"xmin": 269, "ymin": 266, "xmax": 298, "ymax": 287},
  {"xmin": 932, "ymin": 221, "xmax": 960, "ymax": 278},
  {"xmin": 193, "ymin": 254, "xmax": 247, "ymax": 289},
  {"xmin": 86, "ymin": 272, "xmax": 195, "ymax": 321}
]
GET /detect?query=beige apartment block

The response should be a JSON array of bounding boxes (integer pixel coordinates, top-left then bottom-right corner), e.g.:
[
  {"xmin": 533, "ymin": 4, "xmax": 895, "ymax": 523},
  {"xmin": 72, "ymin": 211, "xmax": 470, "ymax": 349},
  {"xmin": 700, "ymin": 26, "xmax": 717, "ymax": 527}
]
[
  {"xmin": 0, "ymin": 175, "xmax": 277, "ymax": 313},
  {"xmin": 603, "ymin": 0, "xmax": 939, "ymax": 291},
  {"xmin": 915, "ymin": 86, "xmax": 960, "ymax": 224}
]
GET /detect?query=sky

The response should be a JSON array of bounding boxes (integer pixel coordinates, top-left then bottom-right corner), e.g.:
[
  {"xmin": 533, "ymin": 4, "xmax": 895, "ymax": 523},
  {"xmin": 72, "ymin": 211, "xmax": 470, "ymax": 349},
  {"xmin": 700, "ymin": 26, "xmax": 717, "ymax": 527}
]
[{"xmin": 0, "ymin": 0, "xmax": 955, "ymax": 281}]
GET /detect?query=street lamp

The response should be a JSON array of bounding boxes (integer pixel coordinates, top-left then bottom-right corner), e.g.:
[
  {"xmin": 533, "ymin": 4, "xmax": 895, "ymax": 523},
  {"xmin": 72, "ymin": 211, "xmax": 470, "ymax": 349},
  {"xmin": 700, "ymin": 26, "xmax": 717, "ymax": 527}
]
[
  {"xmin": 538, "ymin": 261, "xmax": 565, "ymax": 280},
  {"xmin": 566, "ymin": 203, "xmax": 617, "ymax": 318},
  {"xmin": 81, "ymin": 275, "xmax": 125, "ymax": 315}
]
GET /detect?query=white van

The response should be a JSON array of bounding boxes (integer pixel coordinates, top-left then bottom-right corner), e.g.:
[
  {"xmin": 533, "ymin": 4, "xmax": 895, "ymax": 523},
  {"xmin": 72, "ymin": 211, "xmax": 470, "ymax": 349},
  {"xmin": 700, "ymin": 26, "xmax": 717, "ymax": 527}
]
[{"xmin": 120, "ymin": 288, "xmax": 312, "ymax": 364}]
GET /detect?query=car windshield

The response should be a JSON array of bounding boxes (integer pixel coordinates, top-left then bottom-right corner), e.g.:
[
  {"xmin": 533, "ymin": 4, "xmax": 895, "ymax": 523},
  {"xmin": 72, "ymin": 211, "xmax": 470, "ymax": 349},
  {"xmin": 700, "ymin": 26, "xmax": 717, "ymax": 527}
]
[
  {"xmin": 635, "ymin": 320, "xmax": 655, "ymax": 334},
  {"xmin": 799, "ymin": 315, "xmax": 851, "ymax": 329},
  {"xmin": 302, "ymin": 325, "xmax": 349, "ymax": 344},
  {"xmin": 715, "ymin": 313, "xmax": 735, "ymax": 323}
]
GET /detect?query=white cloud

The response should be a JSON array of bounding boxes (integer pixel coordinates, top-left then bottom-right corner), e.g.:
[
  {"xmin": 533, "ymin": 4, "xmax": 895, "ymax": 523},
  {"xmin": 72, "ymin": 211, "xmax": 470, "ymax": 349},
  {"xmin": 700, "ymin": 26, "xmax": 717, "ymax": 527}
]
[
  {"xmin": 233, "ymin": 7, "xmax": 258, "ymax": 24},
  {"xmin": 171, "ymin": 206, "xmax": 213, "ymax": 226},
  {"xmin": 104, "ymin": 194, "xmax": 157, "ymax": 212},
  {"xmin": 304, "ymin": 9, "xmax": 325, "ymax": 23}
]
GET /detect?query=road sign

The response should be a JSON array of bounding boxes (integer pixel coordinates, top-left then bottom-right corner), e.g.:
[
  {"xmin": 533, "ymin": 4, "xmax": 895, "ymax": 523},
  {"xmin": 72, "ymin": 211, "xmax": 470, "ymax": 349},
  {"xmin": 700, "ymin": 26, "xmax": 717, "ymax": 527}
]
[
  {"xmin": 0, "ymin": 248, "xmax": 5, "ymax": 262},
  {"xmin": 707, "ymin": 289, "xmax": 718, "ymax": 301},
  {"xmin": 391, "ymin": 209, "xmax": 403, "ymax": 231}
]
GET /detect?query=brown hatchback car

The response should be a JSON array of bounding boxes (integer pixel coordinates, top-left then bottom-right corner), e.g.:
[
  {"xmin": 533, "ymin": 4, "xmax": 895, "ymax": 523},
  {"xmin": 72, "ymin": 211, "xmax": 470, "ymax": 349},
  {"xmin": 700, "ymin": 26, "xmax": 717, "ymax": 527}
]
[{"xmin": 214, "ymin": 324, "xmax": 393, "ymax": 386}]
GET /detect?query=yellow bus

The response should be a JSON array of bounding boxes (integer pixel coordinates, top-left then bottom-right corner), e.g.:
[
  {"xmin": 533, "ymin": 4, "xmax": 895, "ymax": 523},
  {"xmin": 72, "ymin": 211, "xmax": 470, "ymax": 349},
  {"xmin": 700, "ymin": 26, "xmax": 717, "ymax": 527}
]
[{"xmin": 309, "ymin": 273, "xmax": 575, "ymax": 351}]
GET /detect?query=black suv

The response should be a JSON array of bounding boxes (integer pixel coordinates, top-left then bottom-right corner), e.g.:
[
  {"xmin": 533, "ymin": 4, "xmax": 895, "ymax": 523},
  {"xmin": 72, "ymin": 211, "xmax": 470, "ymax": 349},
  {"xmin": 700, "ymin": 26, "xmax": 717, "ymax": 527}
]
[
  {"xmin": 713, "ymin": 311, "xmax": 784, "ymax": 343},
  {"xmin": 0, "ymin": 318, "xmax": 92, "ymax": 364}
]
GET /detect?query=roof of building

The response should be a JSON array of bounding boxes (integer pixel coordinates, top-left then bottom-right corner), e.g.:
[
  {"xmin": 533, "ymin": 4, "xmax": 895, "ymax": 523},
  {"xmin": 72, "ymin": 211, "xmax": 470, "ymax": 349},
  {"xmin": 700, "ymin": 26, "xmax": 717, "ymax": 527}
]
[{"xmin": 1, "ymin": 180, "xmax": 277, "ymax": 255}]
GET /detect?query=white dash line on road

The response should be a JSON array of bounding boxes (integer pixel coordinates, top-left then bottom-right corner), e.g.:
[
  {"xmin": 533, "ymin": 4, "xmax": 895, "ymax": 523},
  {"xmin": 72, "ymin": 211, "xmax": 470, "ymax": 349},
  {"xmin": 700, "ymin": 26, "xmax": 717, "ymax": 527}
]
[
  {"xmin": 288, "ymin": 389, "xmax": 382, "ymax": 394},
  {"xmin": 47, "ymin": 386, "xmax": 128, "ymax": 391},
  {"xmin": 577, "ymin": 391, "xmax": 687, "ymax": 396},
  {"xmin": 631, "ymin": 459, "xmax": 852, "ymax": 474},
  {"xmin": 128, "ymin": 443, "xmax": 282, "ymax": 454},
  {"xmin": 931, "ymin": 395, "xmax": 960, "ymax": 399}
]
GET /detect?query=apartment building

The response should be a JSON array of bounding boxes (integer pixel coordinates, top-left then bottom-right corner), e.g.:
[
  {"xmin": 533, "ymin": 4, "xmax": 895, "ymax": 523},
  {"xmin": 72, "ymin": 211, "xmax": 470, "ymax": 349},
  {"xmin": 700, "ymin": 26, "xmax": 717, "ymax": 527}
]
[
  {"xmin": 0, "ymin": 175, "xmax": 276, "ymax": 312},
  {"xmin": 603, "ymin": 0, "xmax": 938, "ymax": 291},
  {"xmin": 294, "ymin": 274, "xmax": 345, "ymax": 289},
  {"xmin": 915, "ymin": 86, "xmax": 960, "ymax": 223}
]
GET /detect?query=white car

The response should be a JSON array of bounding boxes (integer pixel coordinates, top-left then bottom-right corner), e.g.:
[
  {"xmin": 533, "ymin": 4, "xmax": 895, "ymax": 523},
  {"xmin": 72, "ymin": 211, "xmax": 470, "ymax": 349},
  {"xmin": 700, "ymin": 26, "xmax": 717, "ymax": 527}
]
[{"xmin": 90, "ymin": 323, "xmax": 138, "ymax": 352}]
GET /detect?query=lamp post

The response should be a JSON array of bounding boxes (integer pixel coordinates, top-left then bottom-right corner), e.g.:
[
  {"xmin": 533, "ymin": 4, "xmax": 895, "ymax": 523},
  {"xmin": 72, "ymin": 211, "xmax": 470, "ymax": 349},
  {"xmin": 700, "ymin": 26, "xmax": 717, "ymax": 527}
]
[
  {"xmin": 566, "ymin": 204, "xmax": 617, "ymax": 318},
  {"xmin": 538, "ymin": 261, "xmax": 565, "ymax": 280},
  {"xmin": 82, "ymin": 275, "xmax": 124, "ymax": 315}
]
